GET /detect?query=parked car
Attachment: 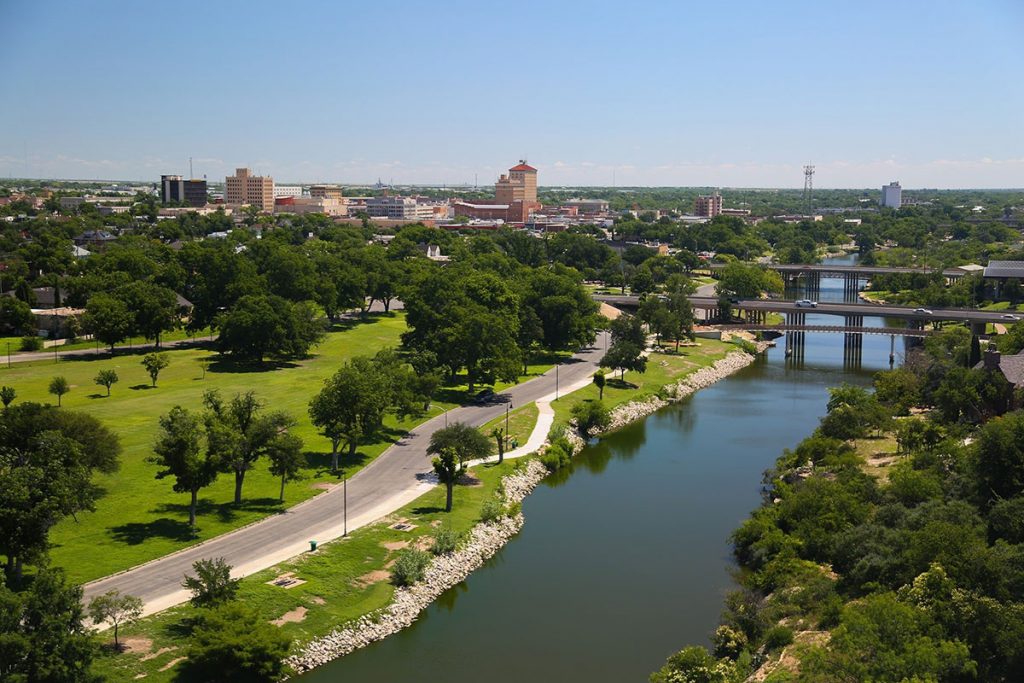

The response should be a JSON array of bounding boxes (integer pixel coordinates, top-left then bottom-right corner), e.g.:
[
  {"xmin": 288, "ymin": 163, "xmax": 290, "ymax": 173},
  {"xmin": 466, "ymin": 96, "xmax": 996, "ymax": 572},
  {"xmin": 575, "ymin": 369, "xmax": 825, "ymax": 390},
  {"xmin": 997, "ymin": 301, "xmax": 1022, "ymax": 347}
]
[
  {"xmin": 1001, "ymin": 314, "xmax": 1020, "ymax": 321},
  {"xmin": 794, "ymin": 299, "xmax": 817, "ymax": 308},
  {"xmin": 474, "ymin": 388, "xmax": 496, "ymax": 404},
  {"xmin": 913, "ymin": 308, "xmax": 933, "ymax": 315}
]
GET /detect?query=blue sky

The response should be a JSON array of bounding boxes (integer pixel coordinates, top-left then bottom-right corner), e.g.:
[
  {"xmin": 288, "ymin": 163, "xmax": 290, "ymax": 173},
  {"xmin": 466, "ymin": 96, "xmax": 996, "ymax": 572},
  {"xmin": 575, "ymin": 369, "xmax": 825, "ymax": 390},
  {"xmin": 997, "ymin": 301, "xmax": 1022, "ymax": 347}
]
[{"xmin": 1, "ymin": 0, "xmax": 1022, "ymax": 188}]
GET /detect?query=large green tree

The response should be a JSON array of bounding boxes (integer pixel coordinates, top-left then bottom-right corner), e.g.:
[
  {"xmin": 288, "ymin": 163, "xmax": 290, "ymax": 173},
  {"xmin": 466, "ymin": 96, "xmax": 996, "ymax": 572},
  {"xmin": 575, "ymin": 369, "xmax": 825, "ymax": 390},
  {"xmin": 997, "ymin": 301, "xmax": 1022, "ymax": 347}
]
[
  {"xmin": 150, "ymin": 406, "xmax": 220, "ymax": 527},
  {"xmin": 216, "ymin": 295, "xmax": 323, "ymax": 363},
  {"xmin": 180, "ymin": 602, "xmax": 291, "ymax": 682}
]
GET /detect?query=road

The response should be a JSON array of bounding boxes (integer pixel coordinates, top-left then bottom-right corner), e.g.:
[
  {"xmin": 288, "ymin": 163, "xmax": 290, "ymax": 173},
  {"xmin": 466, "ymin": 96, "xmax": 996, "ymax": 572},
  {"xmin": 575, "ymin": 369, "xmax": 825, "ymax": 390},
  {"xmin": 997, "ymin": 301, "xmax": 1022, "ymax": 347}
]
[{"xmin": 83, "ymin": 329, "xmax": 608, "ymax": 616}]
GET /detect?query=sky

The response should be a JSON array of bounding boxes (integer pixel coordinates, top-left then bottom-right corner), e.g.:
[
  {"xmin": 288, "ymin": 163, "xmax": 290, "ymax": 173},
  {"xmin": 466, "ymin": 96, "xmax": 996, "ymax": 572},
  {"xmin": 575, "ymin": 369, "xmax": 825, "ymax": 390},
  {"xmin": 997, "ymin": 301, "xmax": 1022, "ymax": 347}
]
[{"xmin": 1, "ymin": 0, "xmax": 1022, "ymax": 189}]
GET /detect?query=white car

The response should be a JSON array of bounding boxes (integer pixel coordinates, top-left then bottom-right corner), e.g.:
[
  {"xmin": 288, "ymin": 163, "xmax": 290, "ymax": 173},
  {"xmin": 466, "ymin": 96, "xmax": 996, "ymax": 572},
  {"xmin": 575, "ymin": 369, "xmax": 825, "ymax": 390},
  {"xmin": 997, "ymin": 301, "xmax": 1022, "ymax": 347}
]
[
  {"xmin": 794, "ymin": 299, "xmax": 817, "ymax": 308},
  {"xmin": 913, "ymin": 308, "xmax": 933, "ymax": 315},
  {"xmin": 1001, "ymin": 314, "xmax": 1020, "ymax": 321}
]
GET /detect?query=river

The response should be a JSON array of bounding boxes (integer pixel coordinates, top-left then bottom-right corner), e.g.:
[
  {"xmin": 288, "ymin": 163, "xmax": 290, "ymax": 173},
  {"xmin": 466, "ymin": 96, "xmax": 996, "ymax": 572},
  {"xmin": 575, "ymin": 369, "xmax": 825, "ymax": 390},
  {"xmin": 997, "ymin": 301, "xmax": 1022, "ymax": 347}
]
[{"xmin": 299, "ymin": 258, "xmax": 900, "ymax": 682}]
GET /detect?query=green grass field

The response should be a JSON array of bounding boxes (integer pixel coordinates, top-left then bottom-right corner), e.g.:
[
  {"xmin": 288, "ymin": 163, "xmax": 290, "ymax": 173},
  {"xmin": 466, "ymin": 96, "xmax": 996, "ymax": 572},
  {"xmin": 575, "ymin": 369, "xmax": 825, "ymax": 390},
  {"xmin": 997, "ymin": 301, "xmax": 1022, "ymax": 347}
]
[
  {"xmin": 478, "ymin": 403, "xmax": 540, "ymax": 451},
  {"xmin": 92, "ymin": 457, "xmax": 522, "ymax": 682},
  {"xmin": 4, "ymin": 312, "xmax": 556, "ymax": 584},
  {"xmin": 551, "ymin": 339, "xmax": 735, "ymax": 427}
]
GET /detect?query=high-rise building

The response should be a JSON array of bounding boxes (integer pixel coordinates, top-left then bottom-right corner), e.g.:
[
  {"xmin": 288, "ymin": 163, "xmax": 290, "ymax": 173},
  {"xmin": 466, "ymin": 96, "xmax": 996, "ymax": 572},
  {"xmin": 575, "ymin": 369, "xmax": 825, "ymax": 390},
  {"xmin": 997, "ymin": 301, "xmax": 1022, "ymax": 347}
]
[
  {"xmin": 225, "ymin": 168, "xmax": 274, "ymax": 212},
  {"xmin": 495, "ymin": 161, "xmax": 538, "ymax": 204},
  {"xmin": 881, "ymin": 181, "xmax": 902, "ymax": 209},
  {"xmin": 160, "ymin": 174, "xmax": 207, "ymax": 207},
  {"xmin": 694, "ymin": 192, "xmax": 723, "ymax": 218}
]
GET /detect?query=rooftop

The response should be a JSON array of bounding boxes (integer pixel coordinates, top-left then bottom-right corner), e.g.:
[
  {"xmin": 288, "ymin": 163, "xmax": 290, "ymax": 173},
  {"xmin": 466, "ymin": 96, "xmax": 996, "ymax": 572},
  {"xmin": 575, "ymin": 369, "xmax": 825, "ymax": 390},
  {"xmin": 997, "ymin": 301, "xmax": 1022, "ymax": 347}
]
[
  {"xmin": 509, "ymin": 163, "xmax": 537, "ymax": 172},
  {"xmin": 984, "ymin": 261, "xmax": 1024, "ymax": 279}
]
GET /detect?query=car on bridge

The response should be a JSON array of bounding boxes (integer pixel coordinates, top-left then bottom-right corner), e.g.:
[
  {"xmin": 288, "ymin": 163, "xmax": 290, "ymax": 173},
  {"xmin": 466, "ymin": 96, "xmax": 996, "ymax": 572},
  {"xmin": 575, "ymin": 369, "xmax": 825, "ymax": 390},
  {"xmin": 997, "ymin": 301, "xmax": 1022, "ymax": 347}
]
[
  {"xmin": 794, "ymin": 299, "xmax": 817, "ymax": 308},
  {"xmin": 1002, "ymin": 314, "xmax": 1020, "ymax": 321},
  {"xmin": 913, "ymin": 308, "xmax": 933, "ymax": 315}
]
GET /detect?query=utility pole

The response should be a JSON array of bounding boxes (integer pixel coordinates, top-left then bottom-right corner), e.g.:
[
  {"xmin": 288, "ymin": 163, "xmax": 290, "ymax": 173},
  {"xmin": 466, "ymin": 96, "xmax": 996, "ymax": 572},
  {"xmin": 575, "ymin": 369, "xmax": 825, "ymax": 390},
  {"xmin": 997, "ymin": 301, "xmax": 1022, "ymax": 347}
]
[{"xmin": 803, "ymin": 164, "xmax": 815, "ymax": 216}]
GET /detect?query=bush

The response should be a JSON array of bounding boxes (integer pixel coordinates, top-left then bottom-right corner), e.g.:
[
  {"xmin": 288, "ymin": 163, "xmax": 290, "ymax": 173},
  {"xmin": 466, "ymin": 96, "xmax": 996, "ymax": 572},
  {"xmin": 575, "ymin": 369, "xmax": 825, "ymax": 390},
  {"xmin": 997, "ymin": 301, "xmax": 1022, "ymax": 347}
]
[
  {"xmin": 19, "ymin": 335, "xmax": 43, "ymax": 352},
  {"xmin": 182, "ymin": 603, "xmax": 291, "ymax": 682},
  {"xmin": 763, "ymin": 625, "xmax": 794, "ymax": 651},
  {"xmin": 480, "ymin": 496, "xmax": 504, "ymax": 523},
  {"xmin": 571, "ymin": 400, "xmax": 611, "ymax": 437},
  {"xmin": 731, "ymin": 337, "xmax": 758, "ymax": 355},
  {"xmin": 390, "ymin": 549, "xmax": 431, "ymax": 587},
  {"xmin": 541, "ymin": 442, "xmax": 572, "ymax": 471},
  {"xmin": 431, "ymin": 526, "xmax": 462, "ymax": 555}
]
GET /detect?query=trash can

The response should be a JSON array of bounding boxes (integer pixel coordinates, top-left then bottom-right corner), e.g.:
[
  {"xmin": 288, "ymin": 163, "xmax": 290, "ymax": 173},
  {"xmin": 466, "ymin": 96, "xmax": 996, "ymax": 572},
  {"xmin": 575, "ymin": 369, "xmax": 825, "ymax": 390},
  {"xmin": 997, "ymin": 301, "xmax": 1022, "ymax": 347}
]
[{"xmin": 309, "ymin": 540, "xmax": 318, "ymax": 552}]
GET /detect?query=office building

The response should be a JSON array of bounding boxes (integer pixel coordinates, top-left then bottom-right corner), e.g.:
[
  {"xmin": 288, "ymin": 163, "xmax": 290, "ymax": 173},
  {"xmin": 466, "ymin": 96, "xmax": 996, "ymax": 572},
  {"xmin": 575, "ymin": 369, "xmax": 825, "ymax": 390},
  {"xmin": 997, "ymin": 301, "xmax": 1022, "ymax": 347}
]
[
  {"xmin": 495, "ymin": 161, "xmax": 538, "ymax": 204},
  {"xmin": 161, "ymin": 175, "xmax": 208, "ymax": 207},
  {"xmin": 273, "ymin": 185, "xmax": 303, "ymax": 199},
  {"xmin": 309, "ymin": 184, "xmax": 343, "ymax": 200},
  {"xmin": 365, "ymin": 195, "xmax": 442, "ymax": 221},
  {"xmin": 881, "ymin": 181, "xmax": 902, "ymax": 209},
  {"xmin": 694, "ymin": 192, "xmax": 723, "ymax": 218},
  {"xmin": 225, "ymin": 168, "xmax": 274, "ymax": 212}
]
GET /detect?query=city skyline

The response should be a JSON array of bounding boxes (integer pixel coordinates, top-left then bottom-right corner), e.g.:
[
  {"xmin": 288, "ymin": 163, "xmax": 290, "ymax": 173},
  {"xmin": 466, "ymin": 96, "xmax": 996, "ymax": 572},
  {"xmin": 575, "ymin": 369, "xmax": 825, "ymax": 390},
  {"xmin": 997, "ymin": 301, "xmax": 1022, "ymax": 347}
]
[{"xmin": 1, "ymin": 0, "xmax": 1023, "ymax": 188}]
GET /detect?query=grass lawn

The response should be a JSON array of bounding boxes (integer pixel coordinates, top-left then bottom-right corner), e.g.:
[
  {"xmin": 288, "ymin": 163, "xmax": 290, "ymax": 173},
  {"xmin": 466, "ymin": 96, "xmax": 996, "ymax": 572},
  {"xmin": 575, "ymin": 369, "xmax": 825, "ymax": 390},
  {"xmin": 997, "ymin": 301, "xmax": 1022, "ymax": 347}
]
[
  {"xmin": 550, "ymin": 339, "xmax": 735, "ymax": 427},
  {"xmin": 478, "ymin": 403, "xmax": 540, "ymax": 450},
  {"xmin": 92, "ymin": 457, "xmax": 522, "ymax": 682},
  {"xmin": 5, "ymin": 312, "xmax": 556, "ymax": 584},
  {"xmin": 852, "ymin": 431, "xmax": 901, "ymax": 482}
]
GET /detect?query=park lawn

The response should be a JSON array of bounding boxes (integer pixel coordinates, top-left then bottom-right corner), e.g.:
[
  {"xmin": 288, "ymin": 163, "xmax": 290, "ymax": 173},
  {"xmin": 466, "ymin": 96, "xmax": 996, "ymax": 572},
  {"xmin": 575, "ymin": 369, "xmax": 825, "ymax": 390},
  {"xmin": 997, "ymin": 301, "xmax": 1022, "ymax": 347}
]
[
  {"xmin": 42, "ymin": 326, "xmax": 217, "ymax": 354},
  {"xmin": 478, "ymin": 403, "xmax": 540, "ymax": 450},
  {"xmin": 550, "ymin": 338, "xmax": 735, "ymax": 428},
  {"xmin": 6, "ymin": 311, "xmax": 557, "ymax": 584},
  {"xmin": 93, "ymin": 457, "xmax": 523, "ymax": 683}
]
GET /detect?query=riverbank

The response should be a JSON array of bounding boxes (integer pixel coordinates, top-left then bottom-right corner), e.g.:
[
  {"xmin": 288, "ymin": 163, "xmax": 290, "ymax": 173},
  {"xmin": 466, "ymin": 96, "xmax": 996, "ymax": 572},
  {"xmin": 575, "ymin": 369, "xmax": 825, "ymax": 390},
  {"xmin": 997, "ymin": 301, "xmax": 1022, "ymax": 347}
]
[{"xmin": 95, "ymin": 339, "xmax": 762, "ymax": 681}]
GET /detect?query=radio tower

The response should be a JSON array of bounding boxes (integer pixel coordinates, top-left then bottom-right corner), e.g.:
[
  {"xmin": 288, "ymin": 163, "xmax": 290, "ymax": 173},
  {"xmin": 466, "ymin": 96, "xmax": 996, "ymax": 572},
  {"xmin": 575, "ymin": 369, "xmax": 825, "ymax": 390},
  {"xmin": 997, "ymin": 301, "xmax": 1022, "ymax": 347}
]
[{"xmin": 802, "ymin": 164, "xmax": 815, "ymax": 215}]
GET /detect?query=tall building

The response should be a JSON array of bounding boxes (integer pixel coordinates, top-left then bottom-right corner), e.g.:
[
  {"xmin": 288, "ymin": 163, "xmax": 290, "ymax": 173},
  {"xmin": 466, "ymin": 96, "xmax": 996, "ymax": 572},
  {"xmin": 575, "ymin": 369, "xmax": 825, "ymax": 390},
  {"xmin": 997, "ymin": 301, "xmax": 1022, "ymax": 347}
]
[
  {"xmin": 495, "ymin": 161, "xmax": 538, "ymax": 204},
  {"xmin": 160, "ymin": 175, "xmax": 207, "ymax": 207},
  {"xmin": 273, "ymin": 185, "xmax": 303, "ymax": 199},
  {"xmin": 225, "ymin": 168, "xmax": 274, "ymax": 212},
  {"xmin": 694, "ymin": 192, "xmax": 723, "ymax": 218},
  {"xmin": 881, "ymin": 181, "xmax": 902, "ymax": 209},
  {"xmin": 309, "ymin": 184, "xmax": 343, "ymax": 200}
]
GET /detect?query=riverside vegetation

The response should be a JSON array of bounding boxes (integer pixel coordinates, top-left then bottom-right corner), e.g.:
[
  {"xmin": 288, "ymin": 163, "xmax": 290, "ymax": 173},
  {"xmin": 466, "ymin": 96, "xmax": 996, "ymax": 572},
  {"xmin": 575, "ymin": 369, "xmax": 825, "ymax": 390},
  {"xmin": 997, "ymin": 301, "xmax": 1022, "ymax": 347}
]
[{"xmin": 652, "ymin": 325, "xmax": 1024, "ymax": 682}]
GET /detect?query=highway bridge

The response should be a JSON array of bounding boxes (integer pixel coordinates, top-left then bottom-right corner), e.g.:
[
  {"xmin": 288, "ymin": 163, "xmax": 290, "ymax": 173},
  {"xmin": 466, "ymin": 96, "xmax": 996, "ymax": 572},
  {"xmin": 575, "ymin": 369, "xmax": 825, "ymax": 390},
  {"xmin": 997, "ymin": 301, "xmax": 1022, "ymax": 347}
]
[{"xmin": 705, "ymin": 262, "xmax": 968, "ymax": 298}]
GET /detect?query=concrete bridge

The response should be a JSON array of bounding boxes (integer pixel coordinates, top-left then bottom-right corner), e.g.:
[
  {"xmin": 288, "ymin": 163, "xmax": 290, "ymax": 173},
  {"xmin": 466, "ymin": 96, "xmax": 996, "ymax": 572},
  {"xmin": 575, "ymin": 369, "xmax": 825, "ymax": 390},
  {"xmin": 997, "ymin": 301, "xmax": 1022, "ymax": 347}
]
[{"xmin": 706, "ymin": 262, "xmax": 967, "ymax": 297}]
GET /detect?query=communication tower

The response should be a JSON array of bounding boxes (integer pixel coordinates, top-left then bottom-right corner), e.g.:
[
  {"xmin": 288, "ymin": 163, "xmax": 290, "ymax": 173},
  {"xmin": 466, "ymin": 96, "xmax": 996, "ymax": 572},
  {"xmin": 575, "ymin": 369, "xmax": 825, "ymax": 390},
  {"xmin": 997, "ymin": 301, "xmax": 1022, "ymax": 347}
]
[{"xmin": 802, "ymin": 164, "xmax": 815, "ymax": 215}]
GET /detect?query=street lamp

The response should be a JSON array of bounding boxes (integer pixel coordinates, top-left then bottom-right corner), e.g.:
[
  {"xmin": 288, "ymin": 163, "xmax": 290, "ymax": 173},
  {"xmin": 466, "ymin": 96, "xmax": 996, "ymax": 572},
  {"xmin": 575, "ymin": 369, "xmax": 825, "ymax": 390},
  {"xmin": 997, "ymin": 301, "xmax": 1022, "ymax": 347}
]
[
  {"xmin": 343, "ymin": 474, "xmax": 348, "ymax": 537},
  {"xmin": 555, "ymin": 364, "xmax": 559, "ymax": 400},
  {"xmin": 505, "ymin": 402, "xmax": 511, "ymax": 450}
]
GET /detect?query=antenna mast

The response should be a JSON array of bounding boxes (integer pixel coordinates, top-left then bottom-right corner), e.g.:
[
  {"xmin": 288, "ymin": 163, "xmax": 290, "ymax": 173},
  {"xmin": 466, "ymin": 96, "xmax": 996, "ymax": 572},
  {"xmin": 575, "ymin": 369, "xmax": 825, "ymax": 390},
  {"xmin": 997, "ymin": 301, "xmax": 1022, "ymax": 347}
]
[{"xmin": 802, "ymin": 164, "xmax": 815, "ymax": 215}]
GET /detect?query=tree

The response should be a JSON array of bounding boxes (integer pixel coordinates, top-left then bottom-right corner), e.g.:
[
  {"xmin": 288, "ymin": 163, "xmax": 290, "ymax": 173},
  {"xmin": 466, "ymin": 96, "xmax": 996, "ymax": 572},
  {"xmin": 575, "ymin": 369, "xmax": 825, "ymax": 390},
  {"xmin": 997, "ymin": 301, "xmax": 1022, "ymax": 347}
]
[
  {"xmin": 267, "ymin": 433, "xmax": 303, "ymax": 501},
  {"xmin": 600, "ymin": 314, "xmax": 648, "ymax": 380},
  {"xmin": 83, "ymin": 293, "xmax": 132, "ymax": 353},
  {"xmin": 216, "ymin": 295, "xmax": 324, "ymax": 363},
  {"xmin": 0, "ymin": 296, "xmax": 35, "ymax": 335},
  {"xmin": 974, "ymin": 410, "xmax": 1024, "ymax": 503},
  {"xmin": 49, "ymin": 375, "xmax": 70, "ymax": 406},
  {"xmin": 651, "ymin": 645, "xmax": 736, "ymax": 683},
  {"xmin": 180, "ymin": 602, "xmax": 291, "ymax": 682},
  {"xmin": 428, "ymin": 422, "xmax": 494, "ymax": 466},
  {"xmin": 489, "ymin": 427, "xmax": 506, "ymax": 464},
  {"xmin": 150, "ymin": 406, "xmax": 220, "ymax": 527},
  {"xmin": 715, "ymin": 261, "xmax": 784, "ymax": 299},
  {"xmin": 204, "ymin": 390, "xmax": 295, "ymax": 505},
  {"xmin": 0, "ymin": 385, "xmax": 14, "ymax": 408},
  {"xmin": 182, "ymin": 557, "xmax": 239, "ymax": 608},
  {"xmin": 571, "ymin": 400, "xmax": 611, "ymax": 438},
  {"xmin": 0, "ymin": 568, "xmax": 100, "ymax": 682},
  {"xmin": 93, "ymin": 369, "xmax": 118, "ymax": 397},
  {"xmin": 593, "ymin": 369, "xmax": 606, "ymax": 400},
  {"xmin": 114, "ymin": 281, "xmax": 180, "ymax": 347},
  {"xmin": 141, "ymin": 352, "xmax": 169, "ymax": 387},
  {"xmin": 432, "ymin": 447, "xmax": 465, "ymax": 513},
  {"xmin": 87, "ymin": 590, "xmax": 143, "ymax": 651}
]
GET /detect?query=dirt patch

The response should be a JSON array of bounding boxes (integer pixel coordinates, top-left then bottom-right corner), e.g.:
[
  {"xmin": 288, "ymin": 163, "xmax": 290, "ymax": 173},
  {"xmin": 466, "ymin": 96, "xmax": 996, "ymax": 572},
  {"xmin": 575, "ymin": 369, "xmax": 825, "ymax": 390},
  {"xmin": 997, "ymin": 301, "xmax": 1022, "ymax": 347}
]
[
  {"xmin": 355, "ymin": 570, "xmax": 391, "ymax": 588},
  {"xmin": 140, "ymin": 646, "xmax": 177, "ymax": 662},
  {"xmin": 311, "ymin": 482, "xmax": 337, "ymax": 491},
  {"xmin": 413, "ymin": 536, "xmax": 433, "ymax": 551},
  {"xmin": 121, "ymin": 637, "xmax": 152, "ymax": 655},
  {"xmin": 271, "ymin": 606, "xmax": 308, "ymax": 626},
  {"xmin": 599, "ymin": 302, "xmax": 623, "ymax": 320},
  {"xmin": 310, "ymin": 595, "xmax": 326, "ymax": 605},
  {"xmin": 159, "ymin": 657, "xmax": 186, "ymax": 672},
  {"xmin": 430, "ymin": 519, "xmax": 443, "ymax": 528},
  {"xmin": 266, "ymin": 571, "xmax": 306, "ymax": 589},
  {"xmin": 381, "ymin": 540, "xmax": 409, "ymax": 551}
]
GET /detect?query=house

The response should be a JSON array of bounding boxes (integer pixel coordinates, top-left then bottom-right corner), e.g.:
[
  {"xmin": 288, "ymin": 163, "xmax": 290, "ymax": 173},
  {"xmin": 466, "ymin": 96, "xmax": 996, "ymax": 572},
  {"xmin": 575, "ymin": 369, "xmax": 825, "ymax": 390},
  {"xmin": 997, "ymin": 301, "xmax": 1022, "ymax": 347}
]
[
  {"xmin": 74, "ymin": 230, "xmax": 118, "ymax": 250},
  {"xmin": 975, "ymin": 345, "xmax": 1024, "ymax": 388}
]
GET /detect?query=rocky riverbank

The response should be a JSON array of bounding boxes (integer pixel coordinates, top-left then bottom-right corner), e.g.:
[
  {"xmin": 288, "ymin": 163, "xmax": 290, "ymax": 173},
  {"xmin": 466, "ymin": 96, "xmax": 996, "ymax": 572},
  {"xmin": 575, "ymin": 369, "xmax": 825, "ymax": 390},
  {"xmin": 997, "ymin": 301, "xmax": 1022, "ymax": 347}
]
[{"xmin": 284, "ymin": 459, "xmax": 549, "ymax": 676}]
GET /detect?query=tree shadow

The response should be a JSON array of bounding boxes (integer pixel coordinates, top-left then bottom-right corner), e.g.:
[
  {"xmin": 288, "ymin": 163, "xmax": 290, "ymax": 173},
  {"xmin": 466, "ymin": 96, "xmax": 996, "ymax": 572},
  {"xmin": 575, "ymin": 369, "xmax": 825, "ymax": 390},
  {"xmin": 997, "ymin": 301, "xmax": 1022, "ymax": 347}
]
[
  {"xmin": 304, "ymin": 449, "xmax": 370, "ymax": 477},
  {"xmin": 129, "ymin": 384, "xmax": 155, "ymax": 391},
  {"xmin": 207, "ymin": 357, "xmax": 300, "ymax": 374},
  {"xmin": 411, "ymin": 505, "xmax": 445, "ymax": 515},
  {"xmin": 87, "ymin": 393, "xmax": 108, "ymax": 399},
  {"xmin": 607, "ymin": 378, "xmax": 639, "ymax": 389},
  {"xmin": 145, "ymin": 497, "xmax": 285, "ymax": 527},
  {"xmin": 108, "ymin": 517, "xmax": 196, "ymax": 545}
]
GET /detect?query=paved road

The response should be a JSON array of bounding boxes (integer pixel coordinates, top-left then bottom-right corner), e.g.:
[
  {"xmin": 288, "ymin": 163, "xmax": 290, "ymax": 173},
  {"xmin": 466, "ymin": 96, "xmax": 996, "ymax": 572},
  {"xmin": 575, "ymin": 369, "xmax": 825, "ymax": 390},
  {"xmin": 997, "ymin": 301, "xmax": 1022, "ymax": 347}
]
[{"xmin": 83, "ymin": 330, "xmax": 608, "ymax": 615}]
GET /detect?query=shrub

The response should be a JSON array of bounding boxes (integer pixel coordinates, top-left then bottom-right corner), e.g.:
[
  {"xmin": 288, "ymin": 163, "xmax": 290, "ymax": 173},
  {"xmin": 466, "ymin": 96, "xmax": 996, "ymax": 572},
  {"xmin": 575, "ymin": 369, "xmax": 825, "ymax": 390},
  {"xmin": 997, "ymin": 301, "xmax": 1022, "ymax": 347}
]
[
  {"xmin": 541, "ymin": 442, "xmax": 572, "ymax": 471},
  {"xmin": 431, "ymin": 526, "xmax": 462, "ymax": 555},
  {"xmin": 505, "ymin": 501, "xmax": 522, "ymax": 518},
  {"xmin": 390, "ymin": 549, "xmax": 431, "ymax": 587},
  {"xmin": 763, "ymin": 625, "xmax": 794, "ymax": 651},
  {"xmin": 731, "ymin": 337, "xmax": 758, "ymax": 355},
  {"xmin": 19, "ymin": 335, "xmax": 43, "ymax": 352},
  {"xmin": 480, "ymin": 496, "xmax": 504, "ymax": 523},
  {"xmin": 571, "ymin": 400, "xmax": 610, "ymax": 437}
]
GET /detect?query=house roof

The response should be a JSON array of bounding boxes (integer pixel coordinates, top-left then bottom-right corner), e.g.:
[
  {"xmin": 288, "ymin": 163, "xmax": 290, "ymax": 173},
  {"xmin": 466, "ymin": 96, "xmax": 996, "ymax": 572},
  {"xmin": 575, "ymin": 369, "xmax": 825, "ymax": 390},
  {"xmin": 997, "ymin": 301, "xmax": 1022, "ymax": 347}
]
[
  {"xmin": 975, "ymin": 351, "xmax": 1024, "ymax": 387},
  {"xmin": 984, "ymin": 261, "xmax": 1024, "ymax": 279},
  {"xmin": 509, "ymin": 163, "xmax": 537, "ymax": 172}
]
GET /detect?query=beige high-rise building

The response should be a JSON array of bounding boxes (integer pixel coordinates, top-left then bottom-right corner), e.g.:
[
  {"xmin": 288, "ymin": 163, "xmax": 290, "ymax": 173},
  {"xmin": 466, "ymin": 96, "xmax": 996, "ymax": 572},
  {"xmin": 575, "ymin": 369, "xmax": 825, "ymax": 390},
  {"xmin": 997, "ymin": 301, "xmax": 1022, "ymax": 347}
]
[
  {"xmin": 694, "ymin": 192, "xmax": 723, "ymax": 218},
  {"xmin": 225, "ymin": 167, "xmax": 274, "ymax": 212},
  {"xmin": 495, "ymin": 161, "xmax": 537, "ymax": 204},
  {"xmin": 309, "ymin": 184, "xmax": 343, "ymax": 200}
]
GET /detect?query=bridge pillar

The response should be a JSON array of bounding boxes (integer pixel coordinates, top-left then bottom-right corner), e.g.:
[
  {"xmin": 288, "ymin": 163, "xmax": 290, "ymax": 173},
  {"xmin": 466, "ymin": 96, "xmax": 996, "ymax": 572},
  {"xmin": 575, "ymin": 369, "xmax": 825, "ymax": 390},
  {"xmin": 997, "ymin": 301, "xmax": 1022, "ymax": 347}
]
[
  {"xmin": 843, "ymin": 273, "xmax": 860, "ymax": 302},
  {"xmin": 843, "ymin": 315, "xmax": 863, "ymax": 368},
  {"xmin": 784, "ymin": 312, "xmax": 805, "ymax": 362},
  {"xmin": 905, "ymin": 319, "xmax": 925, "ymax": 349}
]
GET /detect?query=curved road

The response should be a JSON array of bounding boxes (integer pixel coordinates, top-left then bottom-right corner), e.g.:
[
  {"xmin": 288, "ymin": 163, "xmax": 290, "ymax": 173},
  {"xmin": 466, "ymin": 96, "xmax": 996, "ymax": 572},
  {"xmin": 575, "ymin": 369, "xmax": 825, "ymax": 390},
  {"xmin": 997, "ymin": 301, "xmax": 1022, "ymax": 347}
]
[{"xmin": 83, "ymin": 330, "xmax": 609, "ymax": 616}]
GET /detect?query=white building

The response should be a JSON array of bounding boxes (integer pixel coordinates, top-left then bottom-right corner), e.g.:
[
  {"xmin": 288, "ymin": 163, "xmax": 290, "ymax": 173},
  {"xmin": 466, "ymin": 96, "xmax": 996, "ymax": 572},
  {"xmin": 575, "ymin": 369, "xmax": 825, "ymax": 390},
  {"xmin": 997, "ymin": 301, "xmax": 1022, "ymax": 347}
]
[
  {"xmin": 365, "ymin": 195, "xmax": 444, "ymax": 221},
  {"xmin": 881, "ymin": 181, "xmax": 902, "ymax": 209},
  {"xmin": 273, "ymin": 185, "xmax": 303, "ymax": 199}
]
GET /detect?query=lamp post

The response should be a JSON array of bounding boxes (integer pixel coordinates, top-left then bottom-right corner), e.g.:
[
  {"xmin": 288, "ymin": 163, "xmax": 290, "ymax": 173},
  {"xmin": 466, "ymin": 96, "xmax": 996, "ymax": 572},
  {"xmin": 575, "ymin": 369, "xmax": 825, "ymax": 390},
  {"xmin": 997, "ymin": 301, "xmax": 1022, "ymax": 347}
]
[
  {"xmin": 555, "ymin": 364, "xmax": 559, "ymax": 400},
  {"xmin": 343, "ymin": 474, "xmax": 348, "ymax": 537},
  {"xmin": 6, "ymin": 342, "xmax": 9, "ymax": 369},
  {"xmin": 505, "ymin": 402, "xmax": 511, "ymax": 450}
]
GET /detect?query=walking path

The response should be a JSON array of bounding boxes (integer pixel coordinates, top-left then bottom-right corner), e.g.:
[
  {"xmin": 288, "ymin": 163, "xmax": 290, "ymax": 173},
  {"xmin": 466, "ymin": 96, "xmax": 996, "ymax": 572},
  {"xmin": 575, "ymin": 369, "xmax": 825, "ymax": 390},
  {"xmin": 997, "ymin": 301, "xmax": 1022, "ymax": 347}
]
[{"xmin": 83, "ymin": 331, "xmax": 609, "ymax": 617}]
